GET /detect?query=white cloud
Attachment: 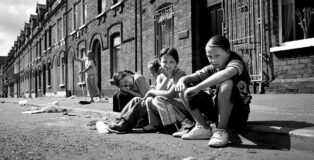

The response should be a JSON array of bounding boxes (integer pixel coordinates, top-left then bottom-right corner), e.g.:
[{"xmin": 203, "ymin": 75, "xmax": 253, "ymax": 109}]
[{"xmin": 0, "ymin": 0, "xmax": 46, "ymax": 56}]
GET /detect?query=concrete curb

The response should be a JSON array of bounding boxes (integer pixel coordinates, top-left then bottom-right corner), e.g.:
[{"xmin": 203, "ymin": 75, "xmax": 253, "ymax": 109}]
[
  {"xmin": 242, "ymin": 124, "xmax": 314, "ymax": 152},
  {"xmin": 3, "ymin": 99, "xmax": 314, "ymax": 152}
]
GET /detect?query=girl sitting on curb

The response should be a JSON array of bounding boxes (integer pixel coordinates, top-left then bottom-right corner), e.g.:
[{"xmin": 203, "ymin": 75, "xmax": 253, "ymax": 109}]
[
  {"xmin": 175, "ymin": 35, "xmax": 252, "ymax": 147},
  {"xmin": 143, "ymin": 47, "xmax": 194, "ymax": 135}
]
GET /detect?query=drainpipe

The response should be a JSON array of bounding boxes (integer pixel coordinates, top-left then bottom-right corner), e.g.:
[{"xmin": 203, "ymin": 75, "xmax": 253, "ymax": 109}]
[
  {"xmin": 65, "ymin": 0, "xmax": 69, "ymax": 97},
  {"xmin": 135, "ymin": 0, "xmax": 138, "ymax": 72},
  {"xmin": 139, "ymin": 0, "xmax": 143, "ymax": 74},
  {"xmin": 29, "ymin": 46, "xmax": 32, "ymax": 98}
]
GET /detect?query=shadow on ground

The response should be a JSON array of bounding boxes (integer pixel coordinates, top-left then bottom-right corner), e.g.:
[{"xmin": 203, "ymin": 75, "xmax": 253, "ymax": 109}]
[{"xmin": 229, "ymin": 121, "xmax": 314, "ymax": 150}]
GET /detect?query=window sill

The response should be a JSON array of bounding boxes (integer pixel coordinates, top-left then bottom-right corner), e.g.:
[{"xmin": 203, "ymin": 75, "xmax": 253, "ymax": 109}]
[
  {"xmin": 270, "ymin": 38, "xmax": 314, "ymax": 52},
  {"xmin": 96, "ymin": 11, "xmax": 106, "ymax": 19},
  {"xmin": 78, "ymin": 82, "xmax": 86, "ymax": 87},
  {"xmin": 79, "ymin": 24, "xmax": 87, "ymax": 30},
  {"xmin": 59, "ymin": 83, "xmax": 65, "ymax": 88},
  {"xmin": 69, "ymin": 30, "xmax": 77, "ymax": 36}
]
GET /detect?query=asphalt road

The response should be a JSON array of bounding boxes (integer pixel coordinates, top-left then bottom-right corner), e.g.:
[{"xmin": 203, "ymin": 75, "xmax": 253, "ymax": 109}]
[{"xmin": 0, "ymin": 103, "xmax": 313, "ymax": 160}]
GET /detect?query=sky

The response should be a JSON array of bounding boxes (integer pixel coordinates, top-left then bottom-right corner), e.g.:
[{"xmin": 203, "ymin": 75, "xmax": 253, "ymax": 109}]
[{"xmin": 0, "ymin": 0, "xmax": 46, "ymax": 57}]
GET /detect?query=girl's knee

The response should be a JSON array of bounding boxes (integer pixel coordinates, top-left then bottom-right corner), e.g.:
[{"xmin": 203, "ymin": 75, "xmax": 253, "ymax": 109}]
[
  {"xmin": 218, "ymin": 80, "xmax": 233, "ymax": 95},
  {"xmin": 146, "ymin": 96, "xmax": 153, "ymax": 102},
  {"xmin": 145, "ymin": 97, "xmax": 153, "ymax": 106},
  {"xmin": 151, "ymin": 96, "xmax": 163, "ymax": 106}
]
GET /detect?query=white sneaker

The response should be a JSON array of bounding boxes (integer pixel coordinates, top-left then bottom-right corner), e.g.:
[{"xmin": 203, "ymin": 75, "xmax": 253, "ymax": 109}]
[
  {"xmin": 208, "ymin": 129, "xmax": 229, "ymax": 147},
  {"xmin": 94, "ymin": 97, "xmax": 100, "ymax": 102},
  {"xmin": 182, "ymin": 123, "xmax": 212, "ymax": 140}
]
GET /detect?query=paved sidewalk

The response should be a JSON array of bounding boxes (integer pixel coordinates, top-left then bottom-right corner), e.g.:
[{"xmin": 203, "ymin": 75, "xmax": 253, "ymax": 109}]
[{"xmin": 1, "ymin": 94, "xmax": 314, "ymax": 152}]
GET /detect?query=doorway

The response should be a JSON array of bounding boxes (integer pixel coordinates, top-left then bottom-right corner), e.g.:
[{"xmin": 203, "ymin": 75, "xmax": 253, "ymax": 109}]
[
  {"xmin": 208, "ymin": 4, "xmax": 223, "ymax": 36},
  {"xmin": 42, "ymin": 64, "xmax": 46, "ymax": 95},
  {"xmin": 92, "ymin": 40, "xmax": 102, "ymax": 95}
]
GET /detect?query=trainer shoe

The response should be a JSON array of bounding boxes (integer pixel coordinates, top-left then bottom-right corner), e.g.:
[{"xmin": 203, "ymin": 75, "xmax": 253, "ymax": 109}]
[
  {"xmin": 172, "ymin": 119, "xmax": 194, "ymax": 138},
  {"xmin": 143, "ymin": 124, "xmax": 159, "ymax": 133},
  {"xmin": 109, "ymin": 118, "xmax": 132, "ymax": 132},
  {"xmin": 181, "ymin": 123, "xmax": 212, "ymax": 140},
  {"xmin": 208, "ymin": 128, "xmax": 229, "ymax": 147},
  {"xmin": 172, "ymin": 128, "xmax": 190, "ymax": 138}
]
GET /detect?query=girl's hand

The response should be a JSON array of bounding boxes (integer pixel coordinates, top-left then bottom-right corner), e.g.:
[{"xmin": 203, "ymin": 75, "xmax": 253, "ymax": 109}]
[
  {"xmin": 175, "ymin": 81, "xmax": 186, "ymax": 92},
  {"xmin": 159, "ymin": 67, "xmax": 170, "ymax": 78},
  {"xmin": 78, "ymin": 71, "xmax": 84, "ymax": 74},
  {"xmin": 143, "ymin": 90, "xmax": 153, "ymax": 99},
  {"xmin": 185, "ymin": 86, "xmax": 201, "ymax": 99},
  {"xmin": 120, "ymin": 86, "xmax": 130, "ymax": 93}
]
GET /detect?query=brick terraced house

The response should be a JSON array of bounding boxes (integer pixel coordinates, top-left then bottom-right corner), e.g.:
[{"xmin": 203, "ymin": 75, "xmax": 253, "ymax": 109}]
[{"xmin": 2, "ymin": 0, "xmax": 314, "ymax": 98}]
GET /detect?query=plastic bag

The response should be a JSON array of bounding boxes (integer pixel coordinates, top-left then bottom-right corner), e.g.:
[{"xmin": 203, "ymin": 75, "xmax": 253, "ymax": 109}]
[{"xmin": 95, "ymin": 121, "xmax": 110, "ymax": 134}]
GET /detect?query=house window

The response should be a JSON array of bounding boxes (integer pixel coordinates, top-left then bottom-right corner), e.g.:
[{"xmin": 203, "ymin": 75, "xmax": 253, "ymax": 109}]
[
  {"xmin": 48, "ymin": 63, "xmax": 51, "ymax": 86},
  {"xmin": 113, "ymin": 0, "xmax": 119, "ymax": 5},
  {"xmin": 61, "ymin": 57, "xmax": 65, "ymax": 84},
  {"xmin": 48, "ymin": 26, "xmax": 52, "ymax": 48},
  {"xmin": 279, "ymin": 0, "xmax": 314, "ymax": 43},
  {"xmin": 82, "ymin": 0, "xmax": 87, "ymax": 25},
  {"xmin": 39, "ymin": 38, "xmax": 42, "ymax": 57},
  {"xmin": 44, "ymin": 31, "xmax": 47, "ymax": 50},
  {"xmin": 35, "ymin": 42, "xmax": 38, "ymax": 58},
  {"xmin": 98, "ymin": 0, "xmax": 106, "ymax": 14},
  {"xmin": 110, "ymin": 34, "xmax": 121, "ymax": 77},
  {"xmin": 73, "ymin": 4, "xmax": 78, "ymax": 31},
  {"xmin": 57, "ymin": 18, "xmax": 62, "ymax": 42},
  {"xmin": 154, "ymin": 4, "xmax": 174, "ymax": 56},
  {"xmin": 39, "ymin": 70, "xmax": 41, "ymax": 90},
  {"xmin": 32, "ymin": 46, "xmax": 36, "ymax": 61},
  {"xmin": 63, "ymin": 14, "xmax": 66, "ymax": 38}
]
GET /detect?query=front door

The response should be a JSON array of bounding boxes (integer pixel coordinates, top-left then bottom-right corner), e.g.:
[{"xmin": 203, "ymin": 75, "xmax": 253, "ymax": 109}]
[
  {"xmin": 42, "ymin": 65, "xmax": 46, "ymax": 95},
  {"xmin": 92, "ymin": 40, "xmax": 102, "ymax": 95},
  {"xmin": 208, "ymin": 4, "xmax": 224, "ymax": 37}
]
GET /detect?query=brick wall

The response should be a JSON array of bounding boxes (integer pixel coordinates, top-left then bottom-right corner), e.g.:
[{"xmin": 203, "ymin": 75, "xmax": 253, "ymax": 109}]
[
  {"xmin": 269, "ymin": 47, "xmax": 314, "ymax": 93},
  {"xmin": 67, "ymin": 0, "xmax": 195, "ymax": 97}
]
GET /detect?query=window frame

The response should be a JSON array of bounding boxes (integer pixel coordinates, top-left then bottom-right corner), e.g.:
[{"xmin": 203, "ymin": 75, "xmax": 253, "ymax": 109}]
[
  {"xmin": 48, "ymin": 63, "xmax": 52, "ymax": 86},
  {"xmin": 98, "ymin": 0, "xmax": 107, "ymax": 14},
  {"xmin": 82, "ymin": 0, "xmax": 87, "ymax": 25},
  {"xmin": 278, "ymin": 0, "xmax": 314, "ymax": 44},
  {"xmin": 110, "ymin": 33, "xmax": 121, "ymax": 77},
  {"xmin": 61, "ymin": 56, "xmax": 65, "ymax": 84},
  {"xmin": 56, "ymin": 18, "xmax": 62, "ymax": 42},
  {"xmin": 154, "ymin": 4, "xmax": 174, "ymax": 57},
  {"xmin": 38, "ymin": 70, "xmax": 42, "ymax": 90},
  {"xmin": 73, "ymin": 3, "xmax": 78, "ymax": 31}
]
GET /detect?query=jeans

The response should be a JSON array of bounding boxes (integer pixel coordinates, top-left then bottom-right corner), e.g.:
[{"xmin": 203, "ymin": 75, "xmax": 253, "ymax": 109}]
[{"xmin": 113, "ymin": 91, "xmax": 134, "ymax": 112}]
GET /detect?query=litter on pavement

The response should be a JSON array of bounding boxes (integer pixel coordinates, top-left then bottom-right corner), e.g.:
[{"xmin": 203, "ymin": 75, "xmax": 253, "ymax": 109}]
[
  {"xmin": 22, "ymin": 101, "xmax": 67, "ymax": 114},
  {"xmin": 18, "ymin": 99, "xmax": 28, "ymax": 106},
  {"xmin": 95, "ymin": 121, "xmax": 110, "ymax": 133}
]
